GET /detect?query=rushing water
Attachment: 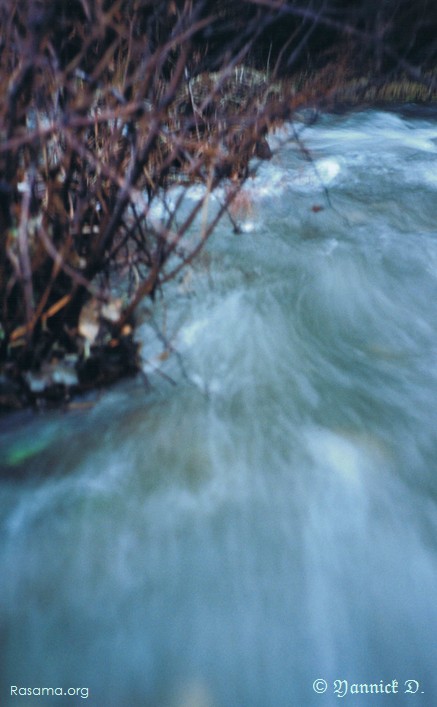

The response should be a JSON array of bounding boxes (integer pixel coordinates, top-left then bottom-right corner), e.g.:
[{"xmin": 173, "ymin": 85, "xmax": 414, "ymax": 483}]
[{"xmin": 2, "ymin": 109, "xmax": 437, "ymax": 706}]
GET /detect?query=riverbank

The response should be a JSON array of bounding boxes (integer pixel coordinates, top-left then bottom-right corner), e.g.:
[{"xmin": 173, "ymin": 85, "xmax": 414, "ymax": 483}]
[
  {"xmin": 1, "ymin": 75, "xmax": 437, "ymax": 415},
  {"xmin": 2, "ymin": 107, "xmax": 437, "ymax": 704},
  {"xmin": 1, "ymin": 0, "xmax": 437, "ymax": 414}
]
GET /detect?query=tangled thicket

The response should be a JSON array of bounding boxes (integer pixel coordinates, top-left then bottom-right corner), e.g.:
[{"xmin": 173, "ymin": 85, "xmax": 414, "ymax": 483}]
[{"xmin": 1, "ymin": 0, "xmax": 436, "ymax": 410}]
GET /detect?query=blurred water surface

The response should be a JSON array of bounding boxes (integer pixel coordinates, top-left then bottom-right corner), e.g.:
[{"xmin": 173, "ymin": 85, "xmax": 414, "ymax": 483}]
[{"xmin": 1, "ymin": 109, "xmax": 437, "ymax": 706}]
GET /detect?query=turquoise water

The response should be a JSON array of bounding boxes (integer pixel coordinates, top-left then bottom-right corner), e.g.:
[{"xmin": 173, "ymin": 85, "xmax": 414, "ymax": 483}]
[{"xmin": 1, "ymin": 109, "xmax": 437, "ymax": 706}]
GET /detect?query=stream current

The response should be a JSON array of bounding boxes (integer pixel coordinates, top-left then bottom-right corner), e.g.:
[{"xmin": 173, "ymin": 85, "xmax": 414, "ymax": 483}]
[{"xmin": 1, "ymin": 108, "xmax": 437, "ymax": 706}]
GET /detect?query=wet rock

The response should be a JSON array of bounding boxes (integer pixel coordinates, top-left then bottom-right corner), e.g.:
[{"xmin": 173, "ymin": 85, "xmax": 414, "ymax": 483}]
[{"xmin": 0, "ymin": 375, "xmax": 25, "ymax": 412}]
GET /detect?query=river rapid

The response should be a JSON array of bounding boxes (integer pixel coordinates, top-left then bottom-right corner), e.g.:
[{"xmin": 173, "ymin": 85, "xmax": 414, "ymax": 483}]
[{"xmin": 1, "ymin": 108, "xmax": 437, "ymax": 706}]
